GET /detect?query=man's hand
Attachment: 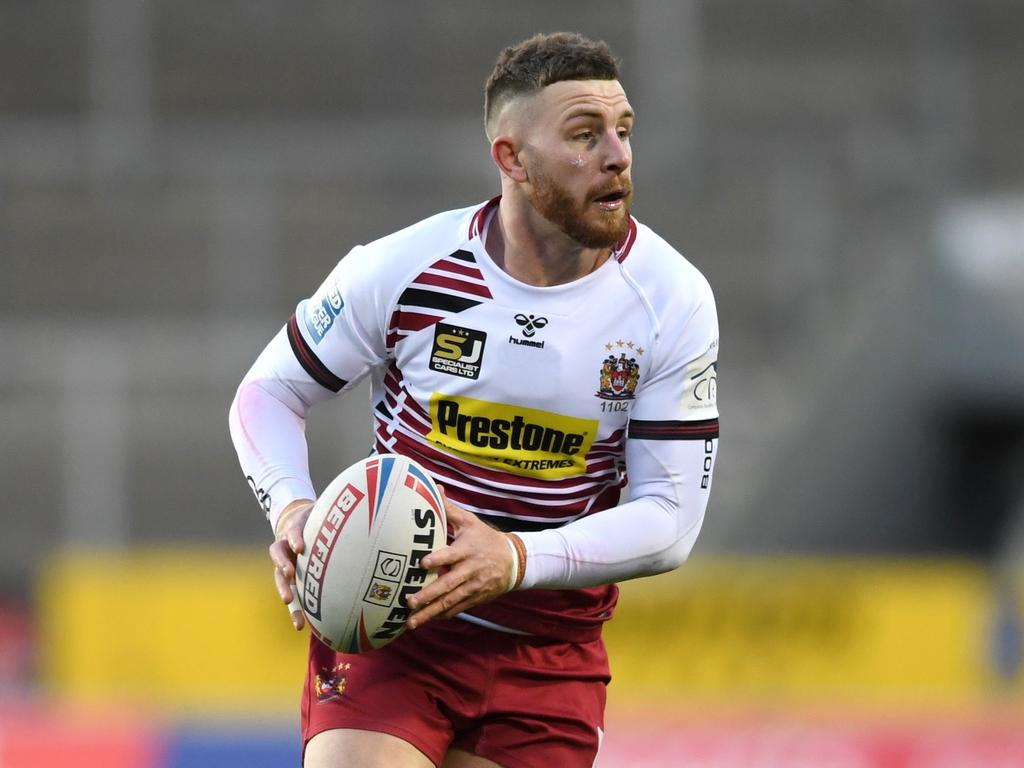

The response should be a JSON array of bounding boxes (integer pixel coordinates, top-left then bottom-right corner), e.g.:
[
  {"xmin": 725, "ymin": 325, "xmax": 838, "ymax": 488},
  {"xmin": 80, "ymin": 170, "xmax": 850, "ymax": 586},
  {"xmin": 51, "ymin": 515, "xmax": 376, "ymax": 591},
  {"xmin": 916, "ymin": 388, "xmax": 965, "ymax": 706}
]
[
  {"xmin": 268, "ymin": 498, "xmax": 316, "ymax": 630},
  {"xmin": 406, "ymin": 488, "xmax": 523, "ymax": 629}
]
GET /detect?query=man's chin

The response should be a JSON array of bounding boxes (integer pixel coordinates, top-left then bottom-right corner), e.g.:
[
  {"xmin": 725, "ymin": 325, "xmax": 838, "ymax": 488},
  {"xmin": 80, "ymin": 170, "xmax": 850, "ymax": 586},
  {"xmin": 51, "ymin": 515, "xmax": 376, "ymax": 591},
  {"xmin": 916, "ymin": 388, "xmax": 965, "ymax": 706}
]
[{"xmin": 569, "ymin": 206, "xmax": 631, "ymax": 249}]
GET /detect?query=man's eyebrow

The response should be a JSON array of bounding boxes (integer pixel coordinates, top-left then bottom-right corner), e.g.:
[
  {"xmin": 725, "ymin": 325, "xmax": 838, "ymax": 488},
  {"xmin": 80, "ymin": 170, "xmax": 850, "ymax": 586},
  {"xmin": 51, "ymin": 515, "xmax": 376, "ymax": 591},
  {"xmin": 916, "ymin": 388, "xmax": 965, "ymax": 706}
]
[{"xmin": 562, "ymin": 108, "xmax": 635, "ymax": 122}]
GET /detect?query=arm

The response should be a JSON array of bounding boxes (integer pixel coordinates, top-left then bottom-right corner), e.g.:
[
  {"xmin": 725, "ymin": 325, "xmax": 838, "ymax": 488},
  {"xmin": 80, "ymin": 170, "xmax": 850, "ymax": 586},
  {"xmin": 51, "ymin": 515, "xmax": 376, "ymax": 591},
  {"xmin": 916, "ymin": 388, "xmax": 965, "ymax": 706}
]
[
  {"xmin": 228, "ymin": 246, "xmax": 390, "ymax": 627},
  {"xmin": 407, "ymin": 432, "xmax": 717, "ymax": 627},
  {"xmin": 513, "ymin": 430, "xmax": 717, "ymax": 589},
  {"xmin": 229, "ymin": 327, "xmax": 335, "ymax": 629}
]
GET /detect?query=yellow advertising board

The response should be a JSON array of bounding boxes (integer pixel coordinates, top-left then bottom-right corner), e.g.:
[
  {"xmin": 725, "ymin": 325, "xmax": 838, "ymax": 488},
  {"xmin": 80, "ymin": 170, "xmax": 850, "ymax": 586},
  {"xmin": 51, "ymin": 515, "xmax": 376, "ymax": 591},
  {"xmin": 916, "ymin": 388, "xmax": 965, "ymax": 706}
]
[
  {"xmin": 37, "ymin": 551, "xmax": 1023, "ymax": 713},
  {"xmin": 604, "ymin": 558, "xmax": 1016, "ymax": 708},
  {"xmin": 38, "ymin": 549, "xmax": 308, "ymax": 714}
]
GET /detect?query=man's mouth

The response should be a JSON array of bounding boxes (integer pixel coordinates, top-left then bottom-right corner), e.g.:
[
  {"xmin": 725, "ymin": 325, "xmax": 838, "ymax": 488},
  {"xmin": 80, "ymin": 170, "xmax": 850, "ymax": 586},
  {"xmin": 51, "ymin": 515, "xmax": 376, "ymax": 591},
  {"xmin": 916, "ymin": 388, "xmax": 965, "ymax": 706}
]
[
  {"xmin": 594, "ymin": 189, "xmax": 628, "ymax": 203},
  {"xmin": 593, "ymin": 188, "xmax": 630, "ymax": 210}
]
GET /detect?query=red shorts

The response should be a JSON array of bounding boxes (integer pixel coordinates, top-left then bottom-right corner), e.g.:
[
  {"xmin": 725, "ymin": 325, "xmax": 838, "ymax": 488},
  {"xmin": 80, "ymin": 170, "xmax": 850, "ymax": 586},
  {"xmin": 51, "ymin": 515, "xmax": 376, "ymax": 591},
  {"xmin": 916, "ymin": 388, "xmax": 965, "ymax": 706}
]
[{"xmin": 301, "ymin": 617, "xmax": 610, "ymax": 768}]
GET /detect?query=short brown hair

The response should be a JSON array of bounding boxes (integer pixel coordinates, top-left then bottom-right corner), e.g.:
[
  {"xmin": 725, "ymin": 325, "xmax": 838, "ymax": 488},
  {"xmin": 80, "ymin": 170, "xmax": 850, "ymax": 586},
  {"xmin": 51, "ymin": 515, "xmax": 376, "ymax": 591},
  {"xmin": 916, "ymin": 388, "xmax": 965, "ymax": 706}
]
[{"xmin": 484, "ymin": 32, "xmax": 620, "ymax": 138}]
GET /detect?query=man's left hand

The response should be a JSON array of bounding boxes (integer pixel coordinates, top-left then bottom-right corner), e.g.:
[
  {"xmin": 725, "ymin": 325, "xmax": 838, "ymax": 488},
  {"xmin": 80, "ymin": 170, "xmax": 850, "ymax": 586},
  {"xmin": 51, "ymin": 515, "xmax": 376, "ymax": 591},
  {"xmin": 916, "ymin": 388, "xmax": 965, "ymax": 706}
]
[{"xmin": 406, "ymin": 488, "xmax": 518, "ymax": 629}]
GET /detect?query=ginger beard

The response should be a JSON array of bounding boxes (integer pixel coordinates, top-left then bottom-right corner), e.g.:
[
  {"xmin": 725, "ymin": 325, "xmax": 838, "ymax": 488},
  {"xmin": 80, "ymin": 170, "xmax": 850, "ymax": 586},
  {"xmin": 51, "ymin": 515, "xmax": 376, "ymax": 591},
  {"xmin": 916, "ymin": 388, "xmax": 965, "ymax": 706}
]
[{"xmin": 525, "ymin": 161, "xmax": 633, "ymax": 249}]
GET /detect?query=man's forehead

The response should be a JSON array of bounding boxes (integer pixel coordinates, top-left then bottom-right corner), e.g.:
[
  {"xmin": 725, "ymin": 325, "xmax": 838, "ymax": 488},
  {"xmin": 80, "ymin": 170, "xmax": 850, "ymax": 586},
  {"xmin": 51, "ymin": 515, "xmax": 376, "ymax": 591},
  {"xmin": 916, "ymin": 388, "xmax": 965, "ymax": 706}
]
[{"xmin": 534, "ymin": 79, "xmax": 632, "ymax": 118}]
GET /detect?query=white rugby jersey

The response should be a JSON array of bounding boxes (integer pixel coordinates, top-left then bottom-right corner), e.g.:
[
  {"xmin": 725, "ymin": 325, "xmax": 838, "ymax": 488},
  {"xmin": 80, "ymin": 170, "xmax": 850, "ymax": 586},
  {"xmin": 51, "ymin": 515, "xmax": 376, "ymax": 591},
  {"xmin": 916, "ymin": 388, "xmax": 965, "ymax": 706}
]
[{"xmin": 231, "ymin": 197, "xmax": 719, "ymax": 642}]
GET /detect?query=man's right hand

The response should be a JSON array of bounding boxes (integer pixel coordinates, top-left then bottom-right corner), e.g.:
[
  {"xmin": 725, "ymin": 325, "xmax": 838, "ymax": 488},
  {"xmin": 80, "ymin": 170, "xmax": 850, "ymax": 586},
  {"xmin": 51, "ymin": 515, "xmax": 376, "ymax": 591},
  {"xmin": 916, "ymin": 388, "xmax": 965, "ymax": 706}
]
[{"xmin": 269, "ymin": 498, "xmax": 316, "ymax": 630}]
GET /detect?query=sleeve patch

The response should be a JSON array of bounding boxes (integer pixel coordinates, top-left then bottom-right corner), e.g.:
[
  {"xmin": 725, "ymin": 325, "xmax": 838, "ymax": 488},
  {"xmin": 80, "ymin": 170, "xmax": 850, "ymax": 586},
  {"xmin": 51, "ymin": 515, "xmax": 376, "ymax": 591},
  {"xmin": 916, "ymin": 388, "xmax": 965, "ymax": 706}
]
[
  {"xmin": 303, "ymin": 286, "xmax": 345, "ymax": 344},
  {"xmin": 682, "ymin": 346, "xmax": 718, "ymax": 412}
]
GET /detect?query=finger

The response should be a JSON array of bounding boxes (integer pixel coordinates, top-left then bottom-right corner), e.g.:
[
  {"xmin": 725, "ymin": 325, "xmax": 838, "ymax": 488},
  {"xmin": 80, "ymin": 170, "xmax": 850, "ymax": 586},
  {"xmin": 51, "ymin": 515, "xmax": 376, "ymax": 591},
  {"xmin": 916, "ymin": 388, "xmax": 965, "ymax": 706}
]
[
  {"xmin": 406, "ymin": 567, "xmax": 467, "ymax": 613},
  {"xmin": 420, "ymin": 543, "xmax": 460, "ymax": 571},
  {"xmin": 435, "ymin": 594, "xmax": 484, "ymax": 622},
  {"xmin": 272, "ymin": 563, "xmax": 305, "ymax": 630},
  {"xmin": 408, "ymin": 580, "xmax": 479, "ymax": 629},
  {"xmin": 268, "ymin": 540, "xmax": 297, "ymax": 579},
  {"xmin": 274, "ymin": 566, "xmax": 296, "ymax": 602},
  {"xmin": 286, "ymin": 590, "xmax": 305, "ymax": 630},
  {"xmin": 286, "ymin": 522, "xmax": 305, "ymax": 554}
]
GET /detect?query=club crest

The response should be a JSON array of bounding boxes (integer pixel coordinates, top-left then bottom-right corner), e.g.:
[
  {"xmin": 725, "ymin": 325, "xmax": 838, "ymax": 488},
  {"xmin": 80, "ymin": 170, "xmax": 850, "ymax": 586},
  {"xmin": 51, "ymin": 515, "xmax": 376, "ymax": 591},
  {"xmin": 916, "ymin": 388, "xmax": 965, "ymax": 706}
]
[{"xmin": 596, "ymin": 349, "xmax": 641, "ymax": 401}]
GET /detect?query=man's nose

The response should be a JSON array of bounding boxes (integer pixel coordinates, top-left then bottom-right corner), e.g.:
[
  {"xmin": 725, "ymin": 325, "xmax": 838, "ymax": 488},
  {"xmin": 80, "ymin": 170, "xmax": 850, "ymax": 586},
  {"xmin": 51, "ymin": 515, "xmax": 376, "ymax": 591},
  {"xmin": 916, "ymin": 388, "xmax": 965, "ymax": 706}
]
[{"xmin": 602, "ymin": 133, "xmax": 630, "ymax": 174}]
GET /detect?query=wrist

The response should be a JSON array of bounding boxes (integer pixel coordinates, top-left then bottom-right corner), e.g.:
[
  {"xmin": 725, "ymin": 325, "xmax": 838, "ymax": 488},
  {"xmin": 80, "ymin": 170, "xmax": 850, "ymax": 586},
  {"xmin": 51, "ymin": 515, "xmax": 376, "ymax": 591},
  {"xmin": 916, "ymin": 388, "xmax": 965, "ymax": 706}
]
[
  {"xmin": 505, "ymin": 533, "xmax": 527, "ymax": 592},
  {"xmin": 274, "ymin": 498, "xmax": 315, "ymax": 539}
]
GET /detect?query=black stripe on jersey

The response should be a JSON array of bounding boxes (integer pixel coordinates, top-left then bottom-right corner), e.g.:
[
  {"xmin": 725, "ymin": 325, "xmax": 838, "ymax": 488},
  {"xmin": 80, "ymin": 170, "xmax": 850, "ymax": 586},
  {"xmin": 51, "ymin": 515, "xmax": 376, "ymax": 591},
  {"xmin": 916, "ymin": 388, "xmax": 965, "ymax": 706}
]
[
  {"xmin": 628, "ymin": 418, "xmax": 720, "ymax": 441},
  {"xmin": 398, "ymin": 287, "xmax": 481, "ymax": 313},
  {"xmin": 287, "ymin": 314, "xmax": 347, "ymax": 393},
  {"xmin": 374, "ymin": 400, "xmax": 390, "ymax": 418},
  {"xmin": 448, "ymin": 249, "xmax": 475, "ymax": 262}
]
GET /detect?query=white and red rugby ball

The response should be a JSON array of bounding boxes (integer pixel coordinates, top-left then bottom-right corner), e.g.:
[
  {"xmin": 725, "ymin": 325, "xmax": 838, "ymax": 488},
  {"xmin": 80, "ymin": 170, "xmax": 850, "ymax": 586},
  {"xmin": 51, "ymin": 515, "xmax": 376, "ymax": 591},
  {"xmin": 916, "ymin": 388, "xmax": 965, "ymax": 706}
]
[{"xmin": 295, "ymin": 454, "xmax": 446, "ymax": 653}]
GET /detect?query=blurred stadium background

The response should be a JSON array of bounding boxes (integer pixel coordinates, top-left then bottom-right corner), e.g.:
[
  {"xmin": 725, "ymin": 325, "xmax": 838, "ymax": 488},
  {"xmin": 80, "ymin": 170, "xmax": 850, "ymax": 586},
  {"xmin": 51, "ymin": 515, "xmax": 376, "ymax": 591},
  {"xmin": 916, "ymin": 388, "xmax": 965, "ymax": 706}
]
[{"xmin": 2, "ymin": 1, "xmax": 1024, "ymax": 766}]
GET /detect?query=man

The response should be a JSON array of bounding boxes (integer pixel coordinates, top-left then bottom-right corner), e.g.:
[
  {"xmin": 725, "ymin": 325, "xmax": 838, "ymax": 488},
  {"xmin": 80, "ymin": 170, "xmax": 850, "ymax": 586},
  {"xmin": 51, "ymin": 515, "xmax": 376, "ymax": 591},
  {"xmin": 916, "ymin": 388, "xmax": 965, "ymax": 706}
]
[{"xmin": 230, "ymin": 32, "xmax": 719, "ymax": 768}]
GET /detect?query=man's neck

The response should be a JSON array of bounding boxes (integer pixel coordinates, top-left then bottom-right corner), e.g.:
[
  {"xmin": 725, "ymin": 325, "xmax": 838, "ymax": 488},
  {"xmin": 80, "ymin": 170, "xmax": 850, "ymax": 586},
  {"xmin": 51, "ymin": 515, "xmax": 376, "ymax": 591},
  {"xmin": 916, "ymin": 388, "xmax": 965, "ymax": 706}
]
[{"xmin": 485, "ymin": 198, "xmax": 611, "ymax": 287}]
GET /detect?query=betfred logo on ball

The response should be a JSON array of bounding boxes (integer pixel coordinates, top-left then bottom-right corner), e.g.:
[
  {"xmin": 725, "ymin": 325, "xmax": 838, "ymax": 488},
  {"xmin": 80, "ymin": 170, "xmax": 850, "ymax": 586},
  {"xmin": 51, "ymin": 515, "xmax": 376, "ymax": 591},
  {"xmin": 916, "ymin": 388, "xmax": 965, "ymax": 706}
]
[
  {"xmin": 302, "ymin": 483, "xmax": 365, "ymax": 621},
  {"xmin": 295, "ymin": 454, "xmax": 446, "ymax": 653}
]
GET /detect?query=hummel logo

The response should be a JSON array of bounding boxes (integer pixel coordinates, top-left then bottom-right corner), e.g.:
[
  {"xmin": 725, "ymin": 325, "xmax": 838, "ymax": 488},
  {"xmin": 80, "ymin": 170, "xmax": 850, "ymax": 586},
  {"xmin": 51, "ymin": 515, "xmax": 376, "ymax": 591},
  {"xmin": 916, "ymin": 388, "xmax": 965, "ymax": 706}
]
[{"xmin": 514, "ymin": 313, "xmax": 548, "ymax": 338}]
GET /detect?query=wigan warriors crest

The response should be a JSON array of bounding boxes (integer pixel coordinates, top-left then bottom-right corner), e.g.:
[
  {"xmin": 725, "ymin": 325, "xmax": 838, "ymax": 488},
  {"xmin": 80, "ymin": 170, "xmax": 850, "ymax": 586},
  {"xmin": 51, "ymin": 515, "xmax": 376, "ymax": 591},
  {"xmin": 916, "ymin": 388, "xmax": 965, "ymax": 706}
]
[{"xmin": 596, "ymin": 351, "xmax": 641, "ymax": 400}]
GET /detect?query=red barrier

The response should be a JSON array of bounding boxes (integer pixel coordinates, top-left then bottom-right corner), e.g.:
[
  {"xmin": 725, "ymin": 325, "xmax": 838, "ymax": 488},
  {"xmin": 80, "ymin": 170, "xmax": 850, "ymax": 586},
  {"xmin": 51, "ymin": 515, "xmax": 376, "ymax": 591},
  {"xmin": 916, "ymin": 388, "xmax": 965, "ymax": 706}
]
[
  {"xmin": 600, "ymin": 709, "xmax": 1024, "ymax": 768},
  {"xmin": 0, "ymin": 703, "xmax": 161, "ymax": 768}
]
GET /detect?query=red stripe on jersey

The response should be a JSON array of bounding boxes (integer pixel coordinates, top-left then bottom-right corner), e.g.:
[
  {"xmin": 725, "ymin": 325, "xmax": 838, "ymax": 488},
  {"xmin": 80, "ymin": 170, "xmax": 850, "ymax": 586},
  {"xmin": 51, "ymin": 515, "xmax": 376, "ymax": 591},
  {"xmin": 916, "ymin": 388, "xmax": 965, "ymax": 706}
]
[
  {"xmin": 413, "ymin": 271, "xmax": 492, "ymax": 298},
  {"xmin": 445, "ymin": 483, "xmax": 590, "ymax": 521},
  {"xmin": 391, "ymin": 310, "xmax": 444, "ymax": 334},
  {"xmin": 612, "ymin": 217, "xmax": 638, "ymax": 263},
  {"xmin": 469, "ymin": 196, "xmax": 501, "ymax": 239},
  {"xmin": 429, "ymin": 259, "xmax": 486, "ymax": 279}
]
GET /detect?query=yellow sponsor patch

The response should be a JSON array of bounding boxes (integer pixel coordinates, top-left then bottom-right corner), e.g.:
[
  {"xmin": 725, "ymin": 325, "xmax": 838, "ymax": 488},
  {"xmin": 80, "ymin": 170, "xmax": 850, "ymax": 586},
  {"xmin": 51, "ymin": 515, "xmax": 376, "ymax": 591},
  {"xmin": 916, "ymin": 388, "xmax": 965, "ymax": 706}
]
[{"xmin": 427, "ymin": 394, "xmax": 598, "ymax": 478}]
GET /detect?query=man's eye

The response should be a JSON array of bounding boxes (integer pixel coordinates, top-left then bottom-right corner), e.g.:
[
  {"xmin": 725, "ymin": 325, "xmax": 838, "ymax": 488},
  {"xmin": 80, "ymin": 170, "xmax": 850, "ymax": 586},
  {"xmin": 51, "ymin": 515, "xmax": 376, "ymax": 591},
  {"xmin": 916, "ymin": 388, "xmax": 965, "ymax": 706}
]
[
  {"xmin": 574, "ymin": 131, "xmax": 594, "ymax": 141},
  {"xmin": 617, "ymin": 128, "xmax": 631, "ymax": 140}
]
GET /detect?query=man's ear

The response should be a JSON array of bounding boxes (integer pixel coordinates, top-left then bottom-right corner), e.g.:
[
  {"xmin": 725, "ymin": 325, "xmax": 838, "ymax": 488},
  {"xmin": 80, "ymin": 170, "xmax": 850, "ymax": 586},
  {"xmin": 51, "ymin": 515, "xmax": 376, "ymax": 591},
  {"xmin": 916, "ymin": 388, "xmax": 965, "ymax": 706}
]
[{"xmin": 491, "ymin": 136, "xmax": 528, "ymax": 183}]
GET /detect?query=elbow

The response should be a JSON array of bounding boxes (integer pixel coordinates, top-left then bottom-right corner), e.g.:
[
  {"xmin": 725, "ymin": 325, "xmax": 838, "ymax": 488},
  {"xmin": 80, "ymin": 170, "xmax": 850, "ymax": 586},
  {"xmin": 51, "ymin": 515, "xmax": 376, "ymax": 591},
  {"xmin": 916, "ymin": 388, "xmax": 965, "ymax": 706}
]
[
  {"xmin": 228, "ymin": 379, "xmax": 266, "ymax": 449},
  {"xmin": 228, "ymin": 380, "xmax": 252, "ymax": 439},
  {"xmin": 661, "ymin": 535, "xmax": 697, "ymax": 573},
  {"xmin": 644, "ymin": 536, "xmax": 695, "ymax": 577}
]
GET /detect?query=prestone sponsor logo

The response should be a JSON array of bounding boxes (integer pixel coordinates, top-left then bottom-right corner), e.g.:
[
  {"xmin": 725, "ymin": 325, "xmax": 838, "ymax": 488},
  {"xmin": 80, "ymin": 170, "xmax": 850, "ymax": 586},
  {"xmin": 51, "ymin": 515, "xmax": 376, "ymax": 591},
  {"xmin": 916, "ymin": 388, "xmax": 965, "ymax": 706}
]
[{"xmin": 427, "ymin": 394, "xmax": 598, "ymax": 479}]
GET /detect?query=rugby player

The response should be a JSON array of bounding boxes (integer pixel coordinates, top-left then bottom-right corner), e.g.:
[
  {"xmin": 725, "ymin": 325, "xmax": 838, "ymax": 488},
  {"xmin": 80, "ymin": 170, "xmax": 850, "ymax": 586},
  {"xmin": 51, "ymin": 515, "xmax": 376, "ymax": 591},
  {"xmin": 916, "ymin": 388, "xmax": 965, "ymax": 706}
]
[{"xmin": 230, "ymin": 31, "xmax": 720, "ymax": 768}]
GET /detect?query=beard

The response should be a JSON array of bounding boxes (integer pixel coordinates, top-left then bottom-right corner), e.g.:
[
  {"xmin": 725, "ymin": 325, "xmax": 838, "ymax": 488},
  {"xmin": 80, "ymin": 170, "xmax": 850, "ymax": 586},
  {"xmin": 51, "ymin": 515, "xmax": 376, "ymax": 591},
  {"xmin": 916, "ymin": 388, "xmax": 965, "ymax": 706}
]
[{"xmin": 526, "ymin": 164, "xmax": 632, "ymax": 249}]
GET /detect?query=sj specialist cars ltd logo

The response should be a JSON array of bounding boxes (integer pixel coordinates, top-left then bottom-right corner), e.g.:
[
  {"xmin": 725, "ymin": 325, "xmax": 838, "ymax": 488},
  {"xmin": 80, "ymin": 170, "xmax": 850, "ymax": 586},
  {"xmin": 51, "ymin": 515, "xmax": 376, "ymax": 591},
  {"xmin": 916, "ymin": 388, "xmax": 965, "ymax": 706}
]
[
  {"xmin": 429, "ymin": 322, "xmax": 487, "ymax": 379},
  {"xmin": 427, "ymin": 394, "xmax": 597, "ymax": 479}
]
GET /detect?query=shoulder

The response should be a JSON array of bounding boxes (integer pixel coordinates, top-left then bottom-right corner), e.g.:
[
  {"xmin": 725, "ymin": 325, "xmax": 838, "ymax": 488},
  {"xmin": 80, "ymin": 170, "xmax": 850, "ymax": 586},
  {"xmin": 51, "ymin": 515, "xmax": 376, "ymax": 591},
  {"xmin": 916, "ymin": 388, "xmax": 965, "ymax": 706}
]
[
  {"xmin": 616, "ymin": 219, "xmax": 715, "ymax": 319},
  {"xmin": 354, "ymin": 203, "xmax": 482, "ymax": 269}
]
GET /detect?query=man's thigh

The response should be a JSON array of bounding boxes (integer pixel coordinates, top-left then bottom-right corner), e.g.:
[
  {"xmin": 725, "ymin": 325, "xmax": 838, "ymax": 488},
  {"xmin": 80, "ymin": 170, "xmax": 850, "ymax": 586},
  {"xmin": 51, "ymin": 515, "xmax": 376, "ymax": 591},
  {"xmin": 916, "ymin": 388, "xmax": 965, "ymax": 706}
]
[
  {"xmin": 305, "ymin": 728, "xmax": 435, "ymax": 768},
  {"xmin": 442, "ymin": 749, "xmax": 504, "ymax": 768}
]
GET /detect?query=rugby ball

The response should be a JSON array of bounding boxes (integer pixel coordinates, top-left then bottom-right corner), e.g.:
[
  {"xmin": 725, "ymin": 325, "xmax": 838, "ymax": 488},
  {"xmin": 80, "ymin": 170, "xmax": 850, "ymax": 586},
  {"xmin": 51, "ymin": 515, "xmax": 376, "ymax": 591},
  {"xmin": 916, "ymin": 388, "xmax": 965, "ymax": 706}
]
[{"xmin": 295, "ymin": 454, "xmax": 446, "ymax": 653}]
